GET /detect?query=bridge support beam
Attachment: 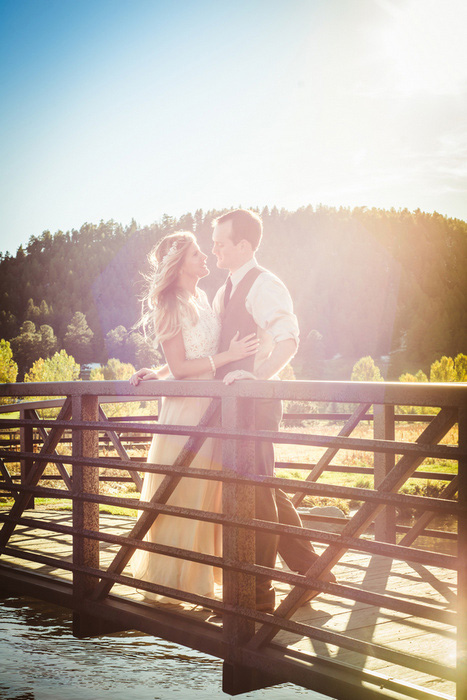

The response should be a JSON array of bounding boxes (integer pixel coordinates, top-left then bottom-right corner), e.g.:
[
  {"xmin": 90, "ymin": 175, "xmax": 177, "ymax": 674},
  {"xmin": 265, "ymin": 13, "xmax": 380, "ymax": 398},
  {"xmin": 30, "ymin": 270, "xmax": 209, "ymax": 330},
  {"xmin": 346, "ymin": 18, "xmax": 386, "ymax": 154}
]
[
  {"xmin": 374, "ymin": 404, "xmax": 396, "ymax": 543},
  {"xmin": 221, "ymin": 396, "xmax": 275, "ymax": 694},
  {"xmin": 71, "ymin": 394, "xmax": 102, "ymax": 638},
  {"xmin": 20, "ymin": 408, "xmax": 35, "ymax": 510},
  {"xmin": 458, "ymin": 405, "xmax": 467, "ymax": 700}
]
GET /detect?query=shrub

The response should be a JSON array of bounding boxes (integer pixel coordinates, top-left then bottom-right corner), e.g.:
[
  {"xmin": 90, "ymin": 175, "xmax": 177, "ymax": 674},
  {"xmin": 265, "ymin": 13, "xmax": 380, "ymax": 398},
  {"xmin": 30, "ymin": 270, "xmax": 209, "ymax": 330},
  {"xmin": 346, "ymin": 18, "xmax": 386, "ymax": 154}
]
[
  {"xmin": 0, "ymin": 339, "xmax": 18, "ymax": 405},
  {"xmin": 351, "ymin": 356, "xmax": 383, "ymax": 382}
]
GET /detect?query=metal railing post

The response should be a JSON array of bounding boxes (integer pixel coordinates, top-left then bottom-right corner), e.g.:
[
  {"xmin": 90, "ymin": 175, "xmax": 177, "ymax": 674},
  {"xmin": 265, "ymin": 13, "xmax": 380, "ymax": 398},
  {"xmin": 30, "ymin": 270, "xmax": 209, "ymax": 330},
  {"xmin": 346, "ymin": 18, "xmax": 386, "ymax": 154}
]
[
  {"xmin": 458, "ymin": 405, "xmax": 467, "ymax": 700},
  {"xmin": 221, "ymin": 395, "xmax": 260, "ymax": 694},
  {"xmin": 373, "ymin": 403, "xmax": 396, "ymax": 543},
  {"xmin": 71, "ymin": 393, "xmax": 100, "ymax": 637},
  {"xmin": 20, "ymin": 407, "xmax": 34, "ymax": 510}
]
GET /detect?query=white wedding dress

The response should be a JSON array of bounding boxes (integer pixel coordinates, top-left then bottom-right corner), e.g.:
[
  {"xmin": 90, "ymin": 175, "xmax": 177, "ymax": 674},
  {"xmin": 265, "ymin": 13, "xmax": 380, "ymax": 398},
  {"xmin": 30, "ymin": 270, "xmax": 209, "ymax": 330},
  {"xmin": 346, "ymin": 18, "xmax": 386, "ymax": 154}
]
[{"xmin": 131, "ymin": 289, "xmax": 223, "ymax": 604}]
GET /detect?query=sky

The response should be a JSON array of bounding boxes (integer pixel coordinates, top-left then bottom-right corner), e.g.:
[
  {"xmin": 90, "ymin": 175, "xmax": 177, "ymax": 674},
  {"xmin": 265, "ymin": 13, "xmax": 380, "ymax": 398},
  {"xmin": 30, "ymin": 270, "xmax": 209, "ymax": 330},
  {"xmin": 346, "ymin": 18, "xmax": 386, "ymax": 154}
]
[{"xmin": 1, "ymin": 0, "xmax": 466, "ymax": 255}]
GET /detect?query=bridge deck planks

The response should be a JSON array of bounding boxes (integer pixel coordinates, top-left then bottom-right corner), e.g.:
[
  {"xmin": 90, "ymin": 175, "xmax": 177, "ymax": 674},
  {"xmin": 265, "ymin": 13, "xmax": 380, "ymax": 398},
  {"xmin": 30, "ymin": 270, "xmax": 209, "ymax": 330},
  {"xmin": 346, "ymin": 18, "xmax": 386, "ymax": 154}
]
[{"xmin": 0, "ymin": 509, "xmax": 457, "ymax": 698}]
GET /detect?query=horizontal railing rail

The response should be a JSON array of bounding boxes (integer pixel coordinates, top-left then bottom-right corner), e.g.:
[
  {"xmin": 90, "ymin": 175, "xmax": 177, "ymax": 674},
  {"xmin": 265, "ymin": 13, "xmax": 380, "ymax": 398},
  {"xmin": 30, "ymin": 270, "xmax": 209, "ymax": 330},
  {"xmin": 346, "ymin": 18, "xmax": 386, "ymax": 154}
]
[{"xmin": 0, "ymin": 377, "xmax": 465, "ymax": 402}]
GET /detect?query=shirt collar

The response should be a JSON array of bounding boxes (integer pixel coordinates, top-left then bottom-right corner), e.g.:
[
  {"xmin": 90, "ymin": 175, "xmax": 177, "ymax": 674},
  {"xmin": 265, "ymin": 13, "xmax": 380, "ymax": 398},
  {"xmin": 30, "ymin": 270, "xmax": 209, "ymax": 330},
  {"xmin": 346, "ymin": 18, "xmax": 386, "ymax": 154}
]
[{"xmin": 229, "ymin": 257, "xmax": 258, "ymax": 291}]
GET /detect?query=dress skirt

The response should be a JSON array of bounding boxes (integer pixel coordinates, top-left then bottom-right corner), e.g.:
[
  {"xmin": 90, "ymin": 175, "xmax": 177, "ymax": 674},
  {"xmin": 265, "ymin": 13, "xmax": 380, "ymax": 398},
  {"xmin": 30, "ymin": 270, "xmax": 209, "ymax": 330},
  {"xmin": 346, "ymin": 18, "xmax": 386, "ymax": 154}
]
[{"xmin": 131, "ymin": 393, "xmax": 223, "ymax": 604}]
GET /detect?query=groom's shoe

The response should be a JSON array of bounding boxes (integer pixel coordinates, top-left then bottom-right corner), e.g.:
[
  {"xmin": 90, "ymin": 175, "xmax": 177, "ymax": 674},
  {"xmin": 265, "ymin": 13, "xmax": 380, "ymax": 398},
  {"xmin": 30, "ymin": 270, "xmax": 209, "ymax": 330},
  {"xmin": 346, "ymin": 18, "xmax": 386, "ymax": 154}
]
[
  {"xmin": 208, "ymin": 600, "xmax": 275, "ymax": 623},
  {"xmin": 256, "ymin": 589, "xmax": 275, "ymax": 614},
  {"xmin": 256, "ymin": 601, "xmax": 275, "ymax": 614},
  {"xmin": 300, "ymin": 569, "xmax": 336, "ymax": 605}
]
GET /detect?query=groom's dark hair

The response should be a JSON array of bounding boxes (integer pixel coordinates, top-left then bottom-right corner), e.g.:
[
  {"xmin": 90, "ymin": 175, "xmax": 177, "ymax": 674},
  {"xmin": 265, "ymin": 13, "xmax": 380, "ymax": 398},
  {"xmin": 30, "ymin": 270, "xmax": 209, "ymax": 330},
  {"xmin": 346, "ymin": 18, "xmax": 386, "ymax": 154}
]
[{"xmin": 213, "ymin": 208, "xmax": 262, "ymax": 250}]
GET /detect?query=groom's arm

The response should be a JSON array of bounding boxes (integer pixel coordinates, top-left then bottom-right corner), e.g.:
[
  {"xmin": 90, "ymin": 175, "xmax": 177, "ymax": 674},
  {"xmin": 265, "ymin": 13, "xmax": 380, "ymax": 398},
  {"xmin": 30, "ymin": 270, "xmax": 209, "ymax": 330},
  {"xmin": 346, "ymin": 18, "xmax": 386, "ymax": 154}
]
[
  {"xmin": 249, "ymin": 272, "xmax": 299, "ymax": 379},
  {"xmin": 254, "ymin": 338, "xmax": 297, "ymax": 380}
]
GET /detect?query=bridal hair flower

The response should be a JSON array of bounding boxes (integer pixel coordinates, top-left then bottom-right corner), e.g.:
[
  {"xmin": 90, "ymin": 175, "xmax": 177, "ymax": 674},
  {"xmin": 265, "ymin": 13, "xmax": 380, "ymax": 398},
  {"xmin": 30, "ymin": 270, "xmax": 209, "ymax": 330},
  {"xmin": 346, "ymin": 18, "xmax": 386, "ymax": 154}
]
[{"xmin": 160, "ymin": 240, "xmax": 179, "ymax": 267}]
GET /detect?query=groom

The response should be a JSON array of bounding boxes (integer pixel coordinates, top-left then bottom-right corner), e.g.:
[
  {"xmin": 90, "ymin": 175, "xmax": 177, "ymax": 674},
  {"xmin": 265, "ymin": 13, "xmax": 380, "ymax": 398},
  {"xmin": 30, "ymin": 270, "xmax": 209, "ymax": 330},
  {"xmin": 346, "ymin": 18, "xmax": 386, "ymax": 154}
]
[{"xmin": 212, "ymin": 208, "xmax": 332, "ymax": 613}]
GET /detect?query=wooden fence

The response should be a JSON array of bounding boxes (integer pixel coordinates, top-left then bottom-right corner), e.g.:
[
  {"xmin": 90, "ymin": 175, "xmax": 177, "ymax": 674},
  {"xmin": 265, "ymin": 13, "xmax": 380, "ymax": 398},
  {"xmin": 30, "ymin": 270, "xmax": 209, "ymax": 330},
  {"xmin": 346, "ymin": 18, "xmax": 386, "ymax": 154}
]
[{"xmin": 0, "ymin": 378, "xmax": 465, "ymax": 700}]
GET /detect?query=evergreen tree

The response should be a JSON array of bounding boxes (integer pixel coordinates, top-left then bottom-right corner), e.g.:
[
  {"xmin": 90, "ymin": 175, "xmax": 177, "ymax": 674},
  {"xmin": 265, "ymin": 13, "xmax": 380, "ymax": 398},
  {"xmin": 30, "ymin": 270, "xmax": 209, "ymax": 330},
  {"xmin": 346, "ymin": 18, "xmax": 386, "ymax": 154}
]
[
  {"xmin": 0, "ymin": 307, "xmax": 17, "ymax": 339},
  {"xmin": 104, "ymin": 326, "xmax": 160, "ymax": 367},
  {"xmin": 63, "ymin": 312, "xmax": 94, "ymax": 363},
  {"xmin": 10, "ymin": 321, "xmax": 42, "ymax": 376},
  {"xmin": 296, "ymin": 330, "xmax": 325, "ymax": 379},
  {"xmin": 0, "ymin": 207, "xmax": 466, "ymax": 377},
  {"xmin": 127, "ymin": 331, "xmax": 161, "ymax": 367},
  {"xmin": 105, "ymin": 325, "xmax": 127, "ymax": 361},
  {"xmin": 38, "ymin": 324, "xmax": 58, "ymax": 359}
]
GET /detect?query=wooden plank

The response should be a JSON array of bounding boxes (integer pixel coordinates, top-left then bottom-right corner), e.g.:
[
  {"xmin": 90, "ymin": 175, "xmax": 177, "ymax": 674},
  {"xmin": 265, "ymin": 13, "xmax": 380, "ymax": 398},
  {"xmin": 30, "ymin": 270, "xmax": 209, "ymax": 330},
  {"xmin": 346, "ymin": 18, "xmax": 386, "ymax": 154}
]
[{"xmin": 0, "ymin": 510, "xmax": 457, "ymax": 698}]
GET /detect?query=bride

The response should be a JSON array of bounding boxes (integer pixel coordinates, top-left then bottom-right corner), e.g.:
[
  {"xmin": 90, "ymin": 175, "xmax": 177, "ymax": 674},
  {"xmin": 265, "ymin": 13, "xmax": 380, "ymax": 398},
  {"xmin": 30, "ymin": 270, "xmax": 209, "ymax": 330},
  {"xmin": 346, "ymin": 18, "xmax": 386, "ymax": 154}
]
[{"xmin": 129, "ymin": 231, "xmax": 258, "ymax": 604}]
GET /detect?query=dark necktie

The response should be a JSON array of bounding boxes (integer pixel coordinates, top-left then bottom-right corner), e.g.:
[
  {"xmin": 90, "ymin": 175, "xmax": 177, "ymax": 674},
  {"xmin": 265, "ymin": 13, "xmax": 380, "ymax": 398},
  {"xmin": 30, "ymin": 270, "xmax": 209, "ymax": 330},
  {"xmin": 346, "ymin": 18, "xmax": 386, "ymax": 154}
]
[{"xmin": 224, "ymin": 276, "xmax": 233, "ymax": 308}]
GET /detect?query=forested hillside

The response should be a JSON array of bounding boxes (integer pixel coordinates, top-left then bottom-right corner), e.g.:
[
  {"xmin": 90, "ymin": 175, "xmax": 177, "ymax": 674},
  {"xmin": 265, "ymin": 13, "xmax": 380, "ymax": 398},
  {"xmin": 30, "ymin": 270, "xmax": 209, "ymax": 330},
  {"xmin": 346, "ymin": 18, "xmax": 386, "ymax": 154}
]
[{"xmin": 1, "ymin": 206, "xmax": 466, "ymax": 379}]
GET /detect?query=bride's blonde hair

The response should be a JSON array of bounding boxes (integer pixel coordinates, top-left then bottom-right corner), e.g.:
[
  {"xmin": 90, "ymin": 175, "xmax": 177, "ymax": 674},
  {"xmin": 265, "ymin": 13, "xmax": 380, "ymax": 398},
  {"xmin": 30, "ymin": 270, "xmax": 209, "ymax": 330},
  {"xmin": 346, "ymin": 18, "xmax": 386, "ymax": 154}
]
[{"xmin": 140, "ymin": 231, "xmax": 200, "ymax": 345}]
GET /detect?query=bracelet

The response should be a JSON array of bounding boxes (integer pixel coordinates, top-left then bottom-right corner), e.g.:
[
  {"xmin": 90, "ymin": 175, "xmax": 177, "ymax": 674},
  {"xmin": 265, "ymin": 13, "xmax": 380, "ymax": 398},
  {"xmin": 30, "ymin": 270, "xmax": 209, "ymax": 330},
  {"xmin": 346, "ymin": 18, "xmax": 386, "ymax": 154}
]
[{"xmin": 208, "ymin": 355, "xmax": 216, "ymax": 374}]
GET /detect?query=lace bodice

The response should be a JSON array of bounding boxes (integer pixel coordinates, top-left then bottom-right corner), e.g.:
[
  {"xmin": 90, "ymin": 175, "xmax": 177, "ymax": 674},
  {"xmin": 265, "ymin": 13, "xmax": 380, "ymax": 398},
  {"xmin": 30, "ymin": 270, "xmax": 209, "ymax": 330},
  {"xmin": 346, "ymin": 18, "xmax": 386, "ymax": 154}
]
[{"xmin": 180, "ymin": 289, "xmax": 220, "ymax": 361}]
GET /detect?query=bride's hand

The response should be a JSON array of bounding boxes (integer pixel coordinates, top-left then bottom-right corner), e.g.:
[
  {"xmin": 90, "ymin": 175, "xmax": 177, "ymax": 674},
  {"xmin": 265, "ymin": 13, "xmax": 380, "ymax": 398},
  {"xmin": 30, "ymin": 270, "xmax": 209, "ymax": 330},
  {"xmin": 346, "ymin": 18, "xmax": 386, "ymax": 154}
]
[
  {"xmin": 129, "ymin": 368, "xmax": 159, "ymax": 386},
  {"xmin": 223, "ymin": 369, "xmax": 256, "ymax": 385},
  {"xmin": 227, "ymin": 331, "xmax": 260, "ymax": 362}
]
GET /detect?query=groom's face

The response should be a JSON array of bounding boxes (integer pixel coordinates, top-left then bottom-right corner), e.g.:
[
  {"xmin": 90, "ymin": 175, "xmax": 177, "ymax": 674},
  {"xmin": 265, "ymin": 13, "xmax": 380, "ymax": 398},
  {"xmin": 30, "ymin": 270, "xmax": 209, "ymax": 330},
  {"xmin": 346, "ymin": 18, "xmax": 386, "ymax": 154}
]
[{"xmin": 212, "ymin": 220, "xmax": 244, "ymax": 272}]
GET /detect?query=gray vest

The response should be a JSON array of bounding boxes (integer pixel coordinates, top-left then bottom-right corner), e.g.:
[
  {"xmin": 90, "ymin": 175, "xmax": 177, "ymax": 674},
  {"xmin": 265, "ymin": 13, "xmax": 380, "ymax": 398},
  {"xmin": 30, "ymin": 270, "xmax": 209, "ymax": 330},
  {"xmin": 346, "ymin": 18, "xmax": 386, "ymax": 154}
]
[{"xmin": 216, "ymin": 267, "xmax": 264, "ymax": 379}]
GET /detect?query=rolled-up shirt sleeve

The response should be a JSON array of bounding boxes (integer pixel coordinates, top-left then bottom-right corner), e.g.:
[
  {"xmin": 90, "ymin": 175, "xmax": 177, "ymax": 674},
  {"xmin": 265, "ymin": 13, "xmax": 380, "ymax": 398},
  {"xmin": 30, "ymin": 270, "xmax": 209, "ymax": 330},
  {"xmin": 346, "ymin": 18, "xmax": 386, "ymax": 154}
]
[
  {"xmin": 212, "ymin": 286, "xmax": 223, "ymax": 317},
  {"xmin": 246, "ymin": 273, "xmax": 300, "ymax": 345}
]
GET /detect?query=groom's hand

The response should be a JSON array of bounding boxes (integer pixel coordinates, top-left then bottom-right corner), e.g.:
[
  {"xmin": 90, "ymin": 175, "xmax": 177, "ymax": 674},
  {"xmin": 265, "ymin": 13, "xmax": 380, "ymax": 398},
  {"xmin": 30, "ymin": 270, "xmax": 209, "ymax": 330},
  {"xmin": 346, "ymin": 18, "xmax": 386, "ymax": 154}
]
[{"xmin": 223, "ymin": 370, "xmax": 257, "ymax": 385}]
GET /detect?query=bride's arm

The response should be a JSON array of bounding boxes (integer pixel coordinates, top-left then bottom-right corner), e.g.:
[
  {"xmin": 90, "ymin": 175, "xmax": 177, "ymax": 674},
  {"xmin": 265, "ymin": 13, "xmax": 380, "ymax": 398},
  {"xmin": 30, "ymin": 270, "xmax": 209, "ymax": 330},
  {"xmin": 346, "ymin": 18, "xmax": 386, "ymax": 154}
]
[
  {"xmin": 162, "ymin": 330, "xmax": 259, "ymax": 380},
  {"xmin": 155, "ymin": 364, "xmax": 170, "ymax": 379}
]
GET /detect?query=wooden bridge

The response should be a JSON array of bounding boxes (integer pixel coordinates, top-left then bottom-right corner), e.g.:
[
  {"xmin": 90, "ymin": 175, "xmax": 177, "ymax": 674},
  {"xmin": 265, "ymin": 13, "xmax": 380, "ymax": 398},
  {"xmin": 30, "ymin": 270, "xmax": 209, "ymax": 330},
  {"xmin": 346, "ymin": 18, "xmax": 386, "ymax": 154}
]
[{"xmin": 0, "ymin": 378, "xmax": 465, "ymax": 700}]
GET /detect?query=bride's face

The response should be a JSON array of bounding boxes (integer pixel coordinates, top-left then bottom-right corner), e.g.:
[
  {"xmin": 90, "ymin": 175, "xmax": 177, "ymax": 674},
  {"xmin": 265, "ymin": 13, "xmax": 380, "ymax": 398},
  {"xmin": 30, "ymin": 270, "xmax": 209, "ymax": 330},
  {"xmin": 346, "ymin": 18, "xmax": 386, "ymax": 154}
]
[{"xmin": 179, "ymin": 242, "xmax": 209, "ymax": 281}]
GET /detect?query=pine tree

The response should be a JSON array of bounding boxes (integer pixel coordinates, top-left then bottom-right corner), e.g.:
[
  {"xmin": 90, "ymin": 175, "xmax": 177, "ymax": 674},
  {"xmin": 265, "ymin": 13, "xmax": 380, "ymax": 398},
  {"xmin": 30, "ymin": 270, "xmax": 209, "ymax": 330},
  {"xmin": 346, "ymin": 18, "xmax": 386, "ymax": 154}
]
[
  {"xmin": 63, "ymin": 312, "xmax": 94, "ymax": 363},
  {"xmin": 105, "ymin": 325, "xmax": 128, "ymax": 361},
  {"xmin": 38, "ymin": 324, "xmax": 58, "ymax": 359},
  {"xmin": 10, "ymin": 321, "xmax": 42, "ymax": 376}
]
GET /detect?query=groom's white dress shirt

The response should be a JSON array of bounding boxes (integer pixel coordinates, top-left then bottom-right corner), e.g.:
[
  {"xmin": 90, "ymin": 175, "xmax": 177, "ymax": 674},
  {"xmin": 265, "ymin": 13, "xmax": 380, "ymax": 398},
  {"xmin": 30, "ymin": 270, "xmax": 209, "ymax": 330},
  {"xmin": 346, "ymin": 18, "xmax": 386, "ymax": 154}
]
[{"xmin": 212, "ymin": 257, "xmax": 299, "ymax": 375}]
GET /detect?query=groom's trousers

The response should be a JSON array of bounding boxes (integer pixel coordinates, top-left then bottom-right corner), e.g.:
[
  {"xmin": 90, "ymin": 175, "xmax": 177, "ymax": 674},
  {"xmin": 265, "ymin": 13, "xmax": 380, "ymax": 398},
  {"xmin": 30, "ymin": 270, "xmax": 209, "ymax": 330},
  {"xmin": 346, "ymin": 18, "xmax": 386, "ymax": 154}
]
[{"xmin": 253, "ymin": 399, "xmax": 320, "ymax": 610}]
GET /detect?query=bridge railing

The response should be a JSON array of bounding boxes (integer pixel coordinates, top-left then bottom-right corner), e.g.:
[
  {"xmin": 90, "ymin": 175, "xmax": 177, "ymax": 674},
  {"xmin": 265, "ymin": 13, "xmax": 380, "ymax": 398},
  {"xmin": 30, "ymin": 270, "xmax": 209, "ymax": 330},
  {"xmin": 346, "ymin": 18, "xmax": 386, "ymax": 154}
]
[{"xmin": 0, "ymin": 378, "xmax": 465, "ymax": 700}]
